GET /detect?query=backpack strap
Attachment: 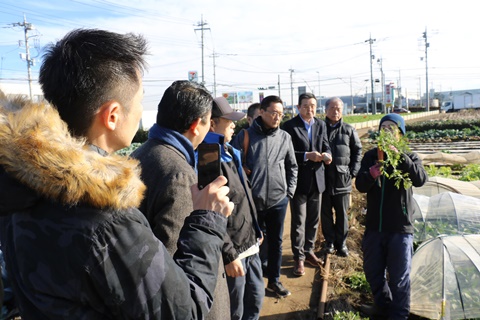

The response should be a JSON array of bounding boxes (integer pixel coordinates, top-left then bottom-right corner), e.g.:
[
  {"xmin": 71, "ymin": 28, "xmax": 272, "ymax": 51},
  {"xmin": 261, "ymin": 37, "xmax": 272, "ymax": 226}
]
[{"xmin": 242, "ymin": 129, "xmax": 251, "ymax": 175}]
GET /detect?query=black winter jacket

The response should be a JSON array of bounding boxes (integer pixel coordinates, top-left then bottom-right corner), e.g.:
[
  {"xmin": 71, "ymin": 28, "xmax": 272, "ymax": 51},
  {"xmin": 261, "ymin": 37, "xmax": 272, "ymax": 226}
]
[
  {"xmin": 324, "ymin": 118, "xmax": 362, "ymax": 195},
  {"xmin": 0, "ymin": 100, "xmax": 226, "ymax": 320},
  {"xmin": 202, "ymin": 132, "xmax": 262, "ymax": 265},
  {"xmin": 355, "ymin": 147, "xmax": 428, "ymax": 234}
]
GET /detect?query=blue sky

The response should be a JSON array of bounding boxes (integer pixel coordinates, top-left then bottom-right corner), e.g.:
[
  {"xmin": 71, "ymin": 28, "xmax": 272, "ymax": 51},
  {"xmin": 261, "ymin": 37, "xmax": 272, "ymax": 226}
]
[{"xmin": 1, "ymin": 0, "xmax": 479, "ymax": 113}]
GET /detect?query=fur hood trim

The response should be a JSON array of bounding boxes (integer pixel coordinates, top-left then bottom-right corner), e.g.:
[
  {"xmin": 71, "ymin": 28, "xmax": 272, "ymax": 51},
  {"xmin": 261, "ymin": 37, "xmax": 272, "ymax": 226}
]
[{"xmin": 0, "ymin": 97, "xmax": 146, "ymax": 210}]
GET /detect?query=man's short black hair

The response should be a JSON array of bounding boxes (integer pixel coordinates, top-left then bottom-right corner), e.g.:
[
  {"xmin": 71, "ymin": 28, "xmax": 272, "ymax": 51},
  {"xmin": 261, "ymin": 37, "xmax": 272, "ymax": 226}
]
[
  {"xmin": 156, "ymin": 81, "xmax": 212, "ymax": 133},
  {"xmin": 39, "ymin": 29, "xmax": 148, "ymax": 137},
  {"xmin": 260, "ymin": 95, "xmax": 283, "ymax": 110},
  {"xmin": 298, "ymin": 92, "xmax": 316, "ymax": 105},
  {"xmin": 247, "ymin": 103, "xmax": 260, "ymax": 118}
]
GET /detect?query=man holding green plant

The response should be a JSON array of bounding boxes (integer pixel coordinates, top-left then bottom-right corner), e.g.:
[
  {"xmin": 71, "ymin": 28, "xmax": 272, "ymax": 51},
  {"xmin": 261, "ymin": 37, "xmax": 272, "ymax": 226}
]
[{"xmin": 355, "ymin": 113, "xmax": 427, "ymax": 319}]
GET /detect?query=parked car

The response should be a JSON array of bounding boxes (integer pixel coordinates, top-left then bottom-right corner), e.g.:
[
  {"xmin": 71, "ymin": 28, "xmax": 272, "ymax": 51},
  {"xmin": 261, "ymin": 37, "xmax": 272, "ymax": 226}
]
[{"xmin": 393, "ymin": 107, "xmax": 411, "ymax": 114}]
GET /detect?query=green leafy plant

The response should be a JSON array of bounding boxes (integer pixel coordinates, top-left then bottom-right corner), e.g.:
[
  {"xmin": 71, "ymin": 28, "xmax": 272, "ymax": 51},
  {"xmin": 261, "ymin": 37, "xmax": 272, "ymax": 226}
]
[
  {"xmin": 425, "ymin": 165, "xmax": 452, "ymax": 178},
  {"xmin": 332, "ymin": 311, "xmax": 365, "ymax": 320},
  {"xmin": 459, "ymin": 164, "xmax": 480, "ymax": 181},
  {"xmin": 377, "ymin": 128, "xmax": 412, "ymax": 189},
  {"xmin": 345, "ymin": 272, "xmax": 371, "ymax": 293}
]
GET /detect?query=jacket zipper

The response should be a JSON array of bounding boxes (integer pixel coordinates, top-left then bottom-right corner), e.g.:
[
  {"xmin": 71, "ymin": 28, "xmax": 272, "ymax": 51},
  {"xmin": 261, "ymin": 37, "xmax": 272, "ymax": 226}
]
[{"xmin": 379, "ymin": 175, "xmax": 385, "ymax": 232}]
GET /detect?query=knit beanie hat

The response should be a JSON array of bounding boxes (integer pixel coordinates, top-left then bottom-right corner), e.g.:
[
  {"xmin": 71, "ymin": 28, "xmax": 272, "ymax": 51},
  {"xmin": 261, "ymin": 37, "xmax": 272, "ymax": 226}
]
[{"xmin": 379, "ymin": 113, "xmax": 406, "ymax": 135}]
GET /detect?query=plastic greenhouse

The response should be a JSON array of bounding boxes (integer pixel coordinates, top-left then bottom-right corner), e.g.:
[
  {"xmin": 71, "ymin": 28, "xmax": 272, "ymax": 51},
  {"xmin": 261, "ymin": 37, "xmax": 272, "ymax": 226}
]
[
  {"xmin": 410, "ymin": 235, "xmax": 480, "ymax": 320},
  {"xmin": 413, "ymin": 177, "xmax": 480, "ymax": 199},
  {"xmin": 412, "ymin": 192, "xmax": 480, "ymax": 243}
]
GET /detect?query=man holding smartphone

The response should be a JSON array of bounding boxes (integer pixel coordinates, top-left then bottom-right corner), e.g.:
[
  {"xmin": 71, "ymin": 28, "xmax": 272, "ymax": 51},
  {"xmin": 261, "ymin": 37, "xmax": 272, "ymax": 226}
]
[
  {"xmin": 0, "ymin": 30, "xmax": 233, "ymax": 319},
  {"xmin": 132, "ymin": 81, "xmax": 230, "ymax": 320},
  {"xmin": 201, "ymin": 97, "xmax": 264, "ymax": 319}
]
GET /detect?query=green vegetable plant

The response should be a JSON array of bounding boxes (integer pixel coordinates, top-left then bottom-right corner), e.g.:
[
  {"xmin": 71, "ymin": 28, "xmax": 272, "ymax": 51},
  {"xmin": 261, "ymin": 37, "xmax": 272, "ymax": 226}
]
[
  {"xmin": 377, "ymin": 127, "xmax": 412, "ymax": 189},
  {"xmin": 345, "ymin": 272, "xmax": 371, "ymax": 293},
  {"xmin": 332, "ymin": 311, "xmax": 365, "ymax": 320}
]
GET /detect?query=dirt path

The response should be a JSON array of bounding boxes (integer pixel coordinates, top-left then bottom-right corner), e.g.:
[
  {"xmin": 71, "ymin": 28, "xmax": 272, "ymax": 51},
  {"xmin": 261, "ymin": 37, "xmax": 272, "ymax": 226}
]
[{"xmin": 259, "ymin": 204, "xmax": 323, "ymax": 320}]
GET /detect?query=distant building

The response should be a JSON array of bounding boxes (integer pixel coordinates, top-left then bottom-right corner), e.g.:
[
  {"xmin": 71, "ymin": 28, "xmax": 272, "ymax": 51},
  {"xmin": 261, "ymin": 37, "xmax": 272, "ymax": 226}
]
[{"xmin": 0, "ymin": 81, "xmax": 43, "ymax": 102}]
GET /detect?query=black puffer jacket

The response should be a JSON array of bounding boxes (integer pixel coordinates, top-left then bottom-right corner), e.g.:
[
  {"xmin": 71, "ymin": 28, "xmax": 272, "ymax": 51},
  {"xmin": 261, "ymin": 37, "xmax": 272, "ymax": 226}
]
[{"xmin": 324, "ymin": 118, "xmax": 362, "ymax": 195}]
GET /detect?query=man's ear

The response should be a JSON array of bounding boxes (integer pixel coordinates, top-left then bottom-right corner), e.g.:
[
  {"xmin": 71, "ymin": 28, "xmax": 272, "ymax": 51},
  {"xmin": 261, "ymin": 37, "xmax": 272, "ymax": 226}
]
[
  {"xmin": 189, "ymin": 118, "xmax": 202, "ymax": 137},
  {"xmin": 99, "ymin": 101, "xmax": 122, "ymax": 131}
]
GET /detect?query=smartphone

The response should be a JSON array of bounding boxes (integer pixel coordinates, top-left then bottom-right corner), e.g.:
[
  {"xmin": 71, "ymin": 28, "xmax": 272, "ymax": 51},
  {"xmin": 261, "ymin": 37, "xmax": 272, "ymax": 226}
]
[{"xmin": 197, "ymin": 143, "xmax": 221, "ymax": 190}]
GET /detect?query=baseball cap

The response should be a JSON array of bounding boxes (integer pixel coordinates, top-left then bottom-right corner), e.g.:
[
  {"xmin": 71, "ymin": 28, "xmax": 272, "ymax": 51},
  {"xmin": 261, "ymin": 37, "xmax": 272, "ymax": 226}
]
[{"xmin": 212, "ymin": 97, "xmax": 246, "ymax": 121}]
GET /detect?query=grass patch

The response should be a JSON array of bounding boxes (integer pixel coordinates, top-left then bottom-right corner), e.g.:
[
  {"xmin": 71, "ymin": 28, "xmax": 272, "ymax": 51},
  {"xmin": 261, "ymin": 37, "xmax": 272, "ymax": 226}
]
[{"xmin": 343, "ymin": 113, "xmax": 390, "ymax": 124}]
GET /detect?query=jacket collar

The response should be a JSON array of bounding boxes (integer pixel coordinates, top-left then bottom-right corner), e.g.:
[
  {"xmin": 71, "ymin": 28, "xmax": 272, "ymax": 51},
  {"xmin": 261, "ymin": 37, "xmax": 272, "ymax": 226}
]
[
  {"xmin": 0, "ymin": 98, "xmax": 145, "ymax": 210},
  {"xmin": 252, "ymin": 116, "xmax": 278, "ymax": 135},
  {"xmin": 148, "ymin": 123, "xmax": 196, "ymax": 168}
]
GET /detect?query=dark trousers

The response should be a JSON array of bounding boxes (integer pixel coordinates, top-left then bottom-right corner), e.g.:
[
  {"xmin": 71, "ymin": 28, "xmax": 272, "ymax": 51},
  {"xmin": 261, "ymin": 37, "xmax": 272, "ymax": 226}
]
[
  {"xmin": 290, "ymin": 188, "xmax": 321, "ymax": 261},
  {"xmin": 226, "ymin": 253, "xmax": 264, "ymax": 320},
  {"xmin": 320, "ymin": 192, "xmax": 350, "ymax": 249},
  {"xmin": 257, "ymin": 196, "xmax": 289, "ymax": 284},
  {"xmin": 362, "ymin": 230, "xmax": 413, "ymax": 320}
]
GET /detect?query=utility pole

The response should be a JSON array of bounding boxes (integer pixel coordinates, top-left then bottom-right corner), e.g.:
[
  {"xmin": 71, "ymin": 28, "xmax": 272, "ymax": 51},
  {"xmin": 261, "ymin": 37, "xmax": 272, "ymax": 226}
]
[
  {"xmin": 377, "ymin": 58, "xmax": 385, "ymax": 113},
  {"xmin": 12, "ymin": 15, "xmax": 36, "ymax": 100},
  {"xmin": 210, "ymin": 51, "xmax": 218, "ymax": 96},
  {"xmin": 418, "ymin": 77, "xmax": 422, "ymax": 107},
  {"xmin": 365, "ymin": 35, "xmax": 376, "ymax": 114},
  {"xmin": 350, "ymin": 76, "xmax": 354, "ymax": 114},
  {"xmin": 289, "ymin": 68, "xmax": 294, "ymax": 115},
  {"xmin": 423, "ymin": 27, "xmax": 430, "ymax": 111},
  {"xmin": 277, "ymin": 74, "xmax": 281, "ymax": 98},
  {"xmin": 398, "ymin": 70, "xmax": 402, "ymax": 109},
  {"xmin": 209, "ymin": 51, "xmax": 236, "ymax": 97},
  {"xmin": 194, "ymin": 15, "xmax": 210, "ymax": 86},
  {"xmin": 316, "ymin": 71, "xmax": 321, "ymax": 106}
]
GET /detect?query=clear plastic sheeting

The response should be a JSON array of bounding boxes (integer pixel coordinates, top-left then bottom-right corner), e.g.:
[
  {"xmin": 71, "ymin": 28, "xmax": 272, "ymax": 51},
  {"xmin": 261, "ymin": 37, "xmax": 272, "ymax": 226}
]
[
  {"xmin": 410, "ymin": 235, "xmax": 480, "ymax": 320},
  {"xmin": 412, "ymin": 192, "xmax": 480, "ymax": 242},
  {"xmin": 413, "ymin": 176, "xmax": 480, "ymax": 199}
]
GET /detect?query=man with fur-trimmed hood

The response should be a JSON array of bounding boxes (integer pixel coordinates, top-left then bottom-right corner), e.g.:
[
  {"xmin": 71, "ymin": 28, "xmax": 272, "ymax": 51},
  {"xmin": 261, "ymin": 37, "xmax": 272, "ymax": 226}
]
[{"xmin": 0, "ymin": 29, "xmax": 233, "ymax": 319}]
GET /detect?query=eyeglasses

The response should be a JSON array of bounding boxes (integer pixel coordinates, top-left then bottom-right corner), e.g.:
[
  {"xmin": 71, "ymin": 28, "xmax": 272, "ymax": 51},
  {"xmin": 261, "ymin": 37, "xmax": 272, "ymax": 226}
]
[{"xmin": 264, "ymin": 110, "xmax": 284, "ymax": 118}]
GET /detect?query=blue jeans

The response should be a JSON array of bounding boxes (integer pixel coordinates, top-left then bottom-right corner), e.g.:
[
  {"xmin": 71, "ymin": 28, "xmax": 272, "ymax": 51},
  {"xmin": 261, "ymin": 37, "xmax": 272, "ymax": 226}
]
[
  {"xmin": 362, "ymin": 230, "xmax": 413, "ymax": 320},
  {"xmin": 226, "ymin": 253, "xmax": 264, "ymax": 320},
  {"xmin": 257, "ymin": 196, "xmax": 289, "ymax": 284}
]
